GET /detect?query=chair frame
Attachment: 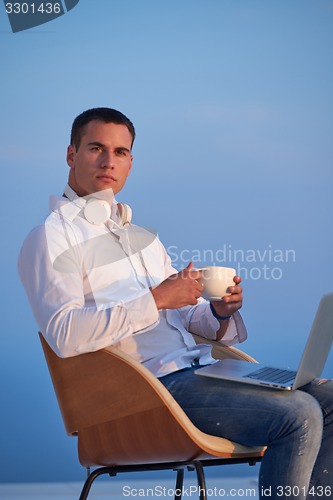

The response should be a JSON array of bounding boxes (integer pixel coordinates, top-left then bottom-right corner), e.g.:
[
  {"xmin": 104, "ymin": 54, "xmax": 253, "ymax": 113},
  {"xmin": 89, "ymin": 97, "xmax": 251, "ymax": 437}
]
[
  {"xmin": 79, "ymin": 457, "xmax": 262, "ymax": 500},
  {"xmin": 40, "ymin": 333, "xmax": 264, "ymax": 500}
]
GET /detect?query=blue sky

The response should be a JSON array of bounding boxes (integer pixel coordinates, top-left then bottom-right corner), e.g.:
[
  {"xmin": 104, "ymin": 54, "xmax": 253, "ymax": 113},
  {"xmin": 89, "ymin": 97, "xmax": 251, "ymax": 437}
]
[{"xmin": 0, "ymin": 0, "xmax": 333, "ymax": 483}]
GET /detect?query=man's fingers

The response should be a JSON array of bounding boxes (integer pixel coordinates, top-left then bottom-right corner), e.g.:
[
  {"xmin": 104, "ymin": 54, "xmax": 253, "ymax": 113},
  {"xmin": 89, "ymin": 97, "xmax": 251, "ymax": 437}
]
[
  {"xmin": 227, "ymin": 284, "xmax": 243, "ymax": 294},
  {"xmin": 184, "ymin": 264, "xmax": 202, "ymax": 281},
  {"xmin": 224, "ymin": 290, "xmax": 243, "ymax": 303}
]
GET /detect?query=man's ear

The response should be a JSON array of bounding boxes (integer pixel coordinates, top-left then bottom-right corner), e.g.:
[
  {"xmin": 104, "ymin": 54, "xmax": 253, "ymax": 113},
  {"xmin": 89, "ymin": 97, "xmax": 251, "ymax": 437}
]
[
  {"xmin": 66, "ymin": 145, "xmax": 76, "ymax": 168},
  {"xmin": 128, "ymin": 154, "xmax": 133, "ymax": 174}
]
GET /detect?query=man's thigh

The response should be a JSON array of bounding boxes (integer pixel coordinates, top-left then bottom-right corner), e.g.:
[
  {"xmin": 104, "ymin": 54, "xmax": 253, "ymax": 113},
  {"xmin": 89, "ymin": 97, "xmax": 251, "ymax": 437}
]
[{"xmin": 160, "ymin": 367, "xmax": 322, "ymax": 447}]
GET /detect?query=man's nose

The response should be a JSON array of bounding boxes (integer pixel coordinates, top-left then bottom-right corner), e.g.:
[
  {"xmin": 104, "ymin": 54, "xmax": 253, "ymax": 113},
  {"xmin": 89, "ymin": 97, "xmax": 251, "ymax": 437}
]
[{"xmin": 100, "ymin": 151, "xmax": 115, "ymax": 168}]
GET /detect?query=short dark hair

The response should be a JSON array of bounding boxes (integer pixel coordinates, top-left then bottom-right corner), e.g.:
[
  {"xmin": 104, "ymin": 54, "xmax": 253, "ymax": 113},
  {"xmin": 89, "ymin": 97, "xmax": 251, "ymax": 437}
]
[{"xmin": 70, "ymin": 107, "xmax": 136, "ymax": 150}]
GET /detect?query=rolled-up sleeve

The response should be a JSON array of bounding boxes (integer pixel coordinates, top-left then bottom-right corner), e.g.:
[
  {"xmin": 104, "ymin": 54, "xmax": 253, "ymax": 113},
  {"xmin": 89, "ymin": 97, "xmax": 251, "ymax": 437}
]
[
  {"xmin": 18, "ymin": 224, "xmax": 160, "ymax": 358},
  {"xmin": 180, "ymin": 300, "xmax": 248, "ymax": 346}
]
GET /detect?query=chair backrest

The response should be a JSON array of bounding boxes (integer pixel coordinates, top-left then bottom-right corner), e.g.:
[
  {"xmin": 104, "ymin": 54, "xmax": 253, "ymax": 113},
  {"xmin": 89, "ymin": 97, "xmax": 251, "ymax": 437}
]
[
  {"xmin": 40, "ymin": 333, "xmax": 258, "ymax": 436},
  {"xmin": 40, "ymin": 334, "xmax": 167, "ymax": 436}
]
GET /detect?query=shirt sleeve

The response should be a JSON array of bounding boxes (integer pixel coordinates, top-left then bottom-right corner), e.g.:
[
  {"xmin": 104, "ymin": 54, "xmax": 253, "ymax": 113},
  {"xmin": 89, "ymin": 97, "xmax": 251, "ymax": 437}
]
[
  {"xmin": 18, "ymin": 224, "xmax": 160, "ymax": 358},
  {"xmin": 178, "ymin": 300, "xmax": 248, "ymax": 346}
]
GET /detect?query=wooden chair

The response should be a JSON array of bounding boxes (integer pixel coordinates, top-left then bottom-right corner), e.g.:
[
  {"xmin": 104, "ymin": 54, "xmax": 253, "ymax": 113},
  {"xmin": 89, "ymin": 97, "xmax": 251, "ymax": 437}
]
[{"xmin": 40, "ymin": 333, "xmax": 265, "ymax": 500}]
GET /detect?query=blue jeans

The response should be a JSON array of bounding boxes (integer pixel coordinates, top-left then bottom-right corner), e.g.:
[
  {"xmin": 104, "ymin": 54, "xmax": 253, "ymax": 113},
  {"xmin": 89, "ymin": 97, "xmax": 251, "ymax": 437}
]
[{"xmin": 160, "ymin": 367, "xmax": 333, "ymax": 499}]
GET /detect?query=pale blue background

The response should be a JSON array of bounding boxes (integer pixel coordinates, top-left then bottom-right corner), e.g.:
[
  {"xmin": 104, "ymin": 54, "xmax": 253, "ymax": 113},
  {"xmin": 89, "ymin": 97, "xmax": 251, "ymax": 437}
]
[{"xmin": 0, "ymin": 0, "xmax": 332, "ymax": 483}]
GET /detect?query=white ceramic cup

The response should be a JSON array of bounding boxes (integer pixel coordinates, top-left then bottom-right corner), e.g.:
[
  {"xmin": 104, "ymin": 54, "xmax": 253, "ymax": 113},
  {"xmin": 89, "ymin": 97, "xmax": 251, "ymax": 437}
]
[{"xmin": 197, "ymin": 266, "xmax": 236, "ymax": 300}]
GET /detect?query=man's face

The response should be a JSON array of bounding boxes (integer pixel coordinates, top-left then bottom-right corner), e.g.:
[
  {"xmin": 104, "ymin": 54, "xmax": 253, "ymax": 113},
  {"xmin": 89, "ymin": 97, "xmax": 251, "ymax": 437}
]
[{"xmin": 67, "ymin": 120, "xmax": 133, "ymax": 196}]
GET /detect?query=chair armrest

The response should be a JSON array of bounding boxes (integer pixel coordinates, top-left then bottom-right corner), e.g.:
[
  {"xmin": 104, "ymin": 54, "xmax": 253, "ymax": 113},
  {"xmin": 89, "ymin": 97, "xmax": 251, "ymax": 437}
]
[{"xmin": 191, "ymin": 333, "xmax": 258, "ymax": 362}]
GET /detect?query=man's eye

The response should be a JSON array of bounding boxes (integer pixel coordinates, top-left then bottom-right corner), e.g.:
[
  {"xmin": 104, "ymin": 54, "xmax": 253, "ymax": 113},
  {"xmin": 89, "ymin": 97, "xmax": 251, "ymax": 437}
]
[{"xmin": 91, "ymin": 146, "xmax": 103, "ymax": 152}]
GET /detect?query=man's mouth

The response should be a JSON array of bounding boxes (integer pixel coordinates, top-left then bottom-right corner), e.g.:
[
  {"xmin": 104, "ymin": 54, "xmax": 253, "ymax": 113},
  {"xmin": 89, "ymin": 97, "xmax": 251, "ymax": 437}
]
[{"xmin": 96, "ymin": 175, "xmax": 116, "ymax": 181}]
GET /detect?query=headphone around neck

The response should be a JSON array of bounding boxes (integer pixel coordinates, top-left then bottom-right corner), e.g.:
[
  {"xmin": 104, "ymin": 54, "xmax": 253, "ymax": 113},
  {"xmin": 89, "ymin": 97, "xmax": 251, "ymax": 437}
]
[{"xmin": 63, "ymin": 185, "xmax": 132, "ymax": 226}]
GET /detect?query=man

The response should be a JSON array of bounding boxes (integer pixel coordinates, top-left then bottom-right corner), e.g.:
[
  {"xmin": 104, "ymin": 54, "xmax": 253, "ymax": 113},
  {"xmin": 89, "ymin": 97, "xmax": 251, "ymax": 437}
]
[{"xmin": 18, "ymin": 108, "xmax": 333, "ymax": 499}]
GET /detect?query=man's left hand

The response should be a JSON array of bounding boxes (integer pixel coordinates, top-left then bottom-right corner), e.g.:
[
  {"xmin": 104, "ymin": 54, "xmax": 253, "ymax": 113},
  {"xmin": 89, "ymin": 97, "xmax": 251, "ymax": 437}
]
[{"xmin": 210, "ymin": 275, "xmax": 243, "ymax": 319}]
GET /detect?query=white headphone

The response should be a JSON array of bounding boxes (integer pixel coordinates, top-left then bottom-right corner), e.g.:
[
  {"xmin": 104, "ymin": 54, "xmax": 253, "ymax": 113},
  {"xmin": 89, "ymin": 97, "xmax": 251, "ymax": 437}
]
[
  {"xmin": 83, "ymin": 198, "xmax": 111, "ymax": 225},
  {"xmin": 63, "ymin": 185, "xmax": 132, "ymax": 226},
  {"xmin": 116, "ymin": 202, "xmax": 132, "ymax": 227}
]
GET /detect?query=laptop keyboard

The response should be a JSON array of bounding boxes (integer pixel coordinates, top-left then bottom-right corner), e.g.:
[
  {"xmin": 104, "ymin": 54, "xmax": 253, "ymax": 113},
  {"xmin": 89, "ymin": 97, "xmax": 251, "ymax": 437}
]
[{"xmin": 245, "ymin": 366, "xmax": 297, "ymax": 384}]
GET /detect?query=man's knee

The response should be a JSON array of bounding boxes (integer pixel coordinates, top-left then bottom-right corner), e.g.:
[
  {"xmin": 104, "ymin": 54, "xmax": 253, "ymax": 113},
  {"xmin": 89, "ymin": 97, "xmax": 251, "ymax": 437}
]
[{"xmin": 269, "ymin": 390, "xmax": 323, "ymax": 444}]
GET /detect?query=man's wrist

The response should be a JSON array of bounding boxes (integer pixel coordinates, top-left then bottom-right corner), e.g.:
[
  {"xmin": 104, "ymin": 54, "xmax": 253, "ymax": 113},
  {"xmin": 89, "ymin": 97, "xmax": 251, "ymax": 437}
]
[{"xmin": 209, "ymin": 302, "xmax": 232, "ymax": 321}]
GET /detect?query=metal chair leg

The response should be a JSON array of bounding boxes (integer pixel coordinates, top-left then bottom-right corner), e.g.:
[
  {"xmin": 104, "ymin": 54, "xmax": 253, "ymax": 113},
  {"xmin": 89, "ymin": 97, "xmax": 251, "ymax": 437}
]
[
  {"xmin": 193, "ymin": 461, "xmax": 207, "ymax": 500},
  {"xmin": 79, "ymin": 467, "xmax": 113, "ymax": 500},
  {"xmin": 174, "ymin": 468, "xmax": 184, "ymax": 500}
]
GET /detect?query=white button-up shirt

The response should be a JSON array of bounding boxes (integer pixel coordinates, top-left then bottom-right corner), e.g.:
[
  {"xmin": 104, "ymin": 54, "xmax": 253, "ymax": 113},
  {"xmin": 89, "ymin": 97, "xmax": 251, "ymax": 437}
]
[{"xmin": 18, "ymin": 193, "xmax": 247, "ymax": 377}]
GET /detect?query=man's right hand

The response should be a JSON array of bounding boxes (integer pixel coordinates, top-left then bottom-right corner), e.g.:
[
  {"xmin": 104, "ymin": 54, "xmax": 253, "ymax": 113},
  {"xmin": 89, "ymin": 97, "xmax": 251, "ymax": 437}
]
[{"xmin": 150, "ymin": 262, "xmax": 204, "ymax": 310}]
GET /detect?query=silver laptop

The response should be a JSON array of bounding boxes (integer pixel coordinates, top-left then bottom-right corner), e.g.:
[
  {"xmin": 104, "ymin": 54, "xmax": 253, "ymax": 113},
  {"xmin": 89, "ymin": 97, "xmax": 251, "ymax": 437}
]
[{"xmin": 195, "ymin": 293, "xmax": 333, "ymax": 390}]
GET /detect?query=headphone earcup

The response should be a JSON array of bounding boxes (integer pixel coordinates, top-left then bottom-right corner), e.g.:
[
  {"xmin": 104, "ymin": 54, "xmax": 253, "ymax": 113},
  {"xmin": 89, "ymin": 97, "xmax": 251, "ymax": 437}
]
[
  {"xmin": 117, "ymin": 203, "xmax": 132, "ymax": 226},
  {"xmin": 84, "ymin": 198, "xmax": 111, "ymax": 225}
]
